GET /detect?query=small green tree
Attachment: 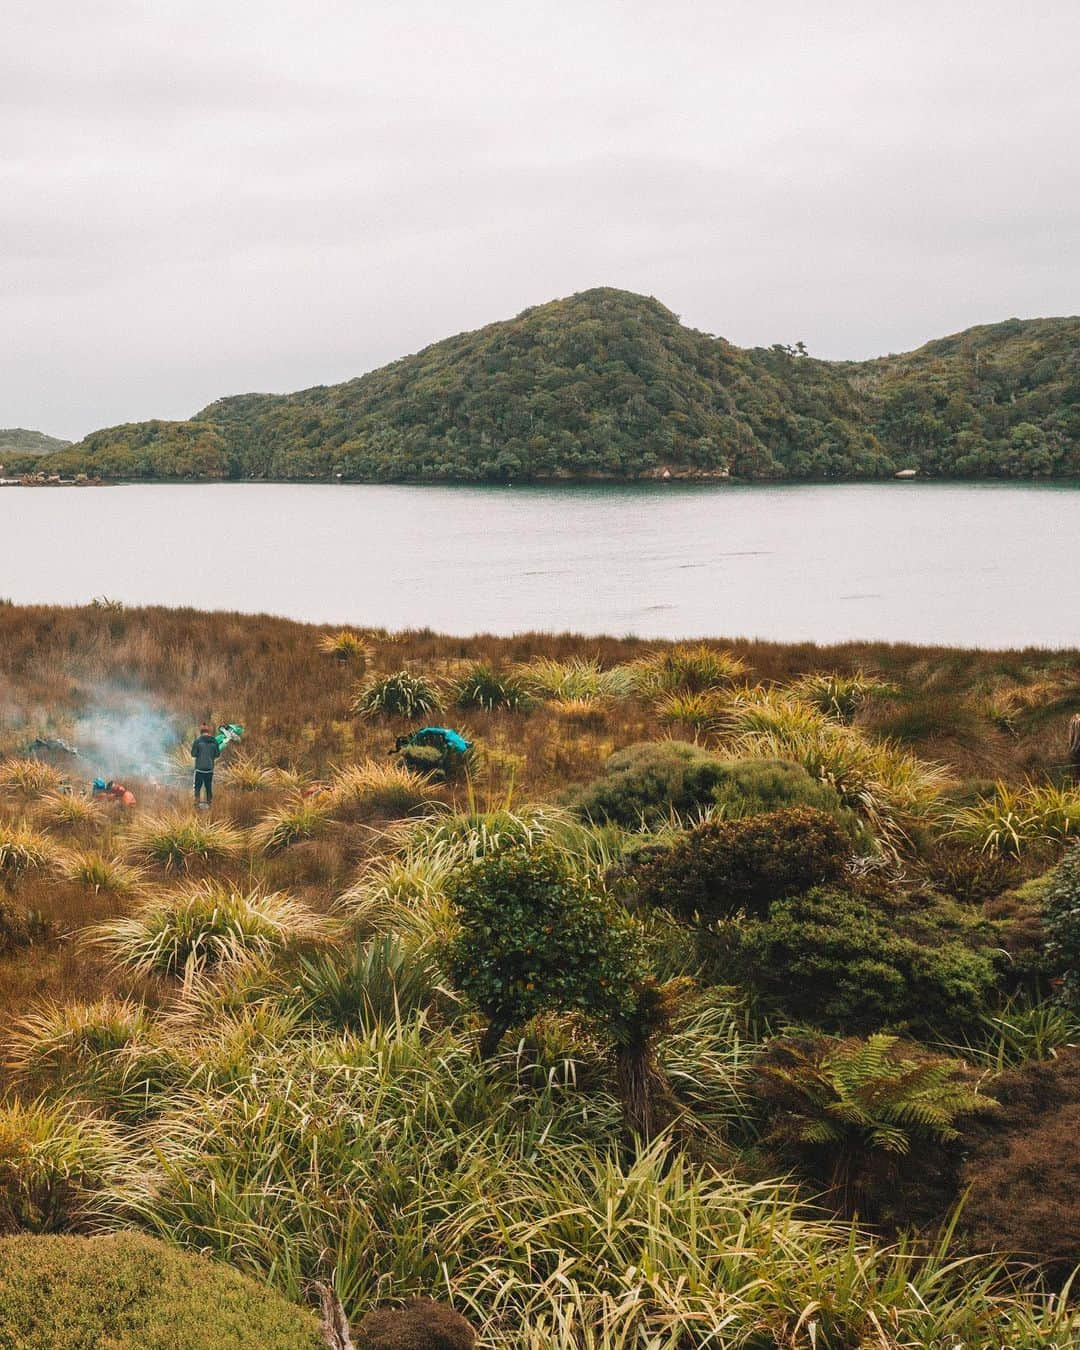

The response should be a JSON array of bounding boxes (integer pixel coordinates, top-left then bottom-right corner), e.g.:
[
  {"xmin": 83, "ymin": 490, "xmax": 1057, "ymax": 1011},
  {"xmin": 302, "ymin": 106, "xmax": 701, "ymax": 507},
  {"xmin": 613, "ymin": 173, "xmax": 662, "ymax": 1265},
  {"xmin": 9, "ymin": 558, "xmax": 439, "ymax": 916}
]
[{"xmin": 445, "ymin": 843, "xmax": 670, "ymax": 1136}]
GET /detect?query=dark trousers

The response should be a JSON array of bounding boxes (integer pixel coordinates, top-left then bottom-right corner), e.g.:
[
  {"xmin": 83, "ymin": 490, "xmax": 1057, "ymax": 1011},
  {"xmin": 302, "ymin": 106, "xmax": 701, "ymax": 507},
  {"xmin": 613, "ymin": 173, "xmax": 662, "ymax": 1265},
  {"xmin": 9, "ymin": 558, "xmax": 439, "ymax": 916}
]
[{"xmin": 194, "ymin": 769, "xmax": 214, "ymax": 803}]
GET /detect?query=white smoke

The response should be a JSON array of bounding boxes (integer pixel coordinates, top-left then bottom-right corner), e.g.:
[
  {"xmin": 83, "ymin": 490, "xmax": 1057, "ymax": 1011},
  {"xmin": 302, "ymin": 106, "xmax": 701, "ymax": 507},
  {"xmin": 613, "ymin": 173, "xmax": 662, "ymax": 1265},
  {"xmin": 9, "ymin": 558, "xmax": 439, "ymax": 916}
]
[{"xmin": 68, "ymin": 686, "xmax": 185, "ymax": 781}]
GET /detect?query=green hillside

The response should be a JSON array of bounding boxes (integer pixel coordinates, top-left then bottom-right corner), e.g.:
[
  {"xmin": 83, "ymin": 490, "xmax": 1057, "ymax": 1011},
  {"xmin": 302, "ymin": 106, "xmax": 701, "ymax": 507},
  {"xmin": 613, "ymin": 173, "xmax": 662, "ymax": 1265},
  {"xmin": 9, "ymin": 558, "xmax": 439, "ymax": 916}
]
[
  {"xmin": 0, "ymin": 427, "xmax": 70, "ymax": 456},
  {"xmin": 43, "ymin": 289, "xmax": 1080, "ymax": 482}
]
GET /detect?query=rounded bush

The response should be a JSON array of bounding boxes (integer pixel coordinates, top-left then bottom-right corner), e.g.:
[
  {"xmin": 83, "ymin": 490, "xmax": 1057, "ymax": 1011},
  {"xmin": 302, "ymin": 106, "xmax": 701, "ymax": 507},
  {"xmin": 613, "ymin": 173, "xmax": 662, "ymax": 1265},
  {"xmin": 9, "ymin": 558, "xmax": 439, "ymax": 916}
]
[
  {"xmin": 724, "ymin": 886, "xmax": 999, "ymax": 1037},
  {"xmin": 566, "ymin": 742, "xmax": 847, "ymax": 829},
  {"xmin": 635, "ymin": 807, "xmax": 852, "ymax": 920}
]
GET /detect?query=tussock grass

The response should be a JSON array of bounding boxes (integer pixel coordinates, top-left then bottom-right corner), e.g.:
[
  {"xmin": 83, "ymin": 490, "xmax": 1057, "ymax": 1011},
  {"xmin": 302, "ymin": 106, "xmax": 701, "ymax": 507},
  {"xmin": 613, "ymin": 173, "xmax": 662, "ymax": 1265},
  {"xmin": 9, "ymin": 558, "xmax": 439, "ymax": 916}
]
[
  {"xmin": 316, "ymin": 629, "xmax": 372, "ymax": 666},
  {"xmin": 0, "ymin": 758, "xmax": 66, "ymax": 800},
  {"xmin": 35, "ymin": 792, "xmax": 104, "ymax": 834},
  {"xmin": 451, "ymin": 663, "xmax": 533, "ymax": 712},
  {"xmin": 350, "ymin": 670, "xmax": 443, "ymax": 719},
  {"xmin": 788, "ymin": 669, "xmax": 895, "ymax": 722},
  {"xmin": 5, "ymin": 997, "xmax": 156, "ymax": 1090},
  {"xmin": 721, "ymin": 688, "xmax": 950, "ymax": 847},
  {"xmin": 0, "ymin": 1099, "xmax": 126, "ymax": 1233},
  {"xmin": 122, "ymin": 811, "xmax": 244, "ymax": 872},
  {"xmin": 0, "ymin": 821, "xmax": 57, "ymax": 885},
  {"xmin": 518, "ymin": 657, "xmax": 633, "ymax": 702},
  {"xmin": 326, "ymin": 760, "xmax": 442, "ymax": 822},
  {"xmin": 89, "ymin": 880, "xmax": 332, "ymax": 978},
  {"xmin": 654, "ymin": 689, "xmax": 727, "ymax": 735},
  {"xmin": 59, "ymin": 850, "xmax": 144, "ymax": 895},
  {"xmin": 629, "ymin": 643, "xmax": 748, "ymax": 696},
  {"xmin": 220, "ymin": 753, "xmax": 276, "ymax": 791},
  {"xmin": 551, "ymin": 695, "xmax": 610, "ymax": 730},
  {"xmin": 947, "ymin": 779, "xmax": 1080, "ymax": 858},
  {"xmin": 250, "ymin": 794, "xmax": 331, "ymax": 853}
]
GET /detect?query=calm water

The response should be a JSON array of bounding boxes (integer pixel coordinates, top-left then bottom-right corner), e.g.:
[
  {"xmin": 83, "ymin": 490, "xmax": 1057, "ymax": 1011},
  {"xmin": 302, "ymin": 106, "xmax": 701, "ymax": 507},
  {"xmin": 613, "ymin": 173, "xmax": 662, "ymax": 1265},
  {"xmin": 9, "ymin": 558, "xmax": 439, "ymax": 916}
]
[{"xmin": 2, "ymin": 481, "xmax": 1077, "ymax": 647}]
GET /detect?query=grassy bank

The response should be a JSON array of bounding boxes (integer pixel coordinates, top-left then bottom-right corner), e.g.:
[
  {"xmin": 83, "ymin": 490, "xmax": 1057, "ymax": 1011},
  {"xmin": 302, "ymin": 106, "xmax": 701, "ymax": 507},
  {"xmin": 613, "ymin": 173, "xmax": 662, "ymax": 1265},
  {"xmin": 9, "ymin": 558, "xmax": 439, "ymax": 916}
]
[{"xmin": 1, "ymin": 602, "xmax": 1079, "ymax": 1345}]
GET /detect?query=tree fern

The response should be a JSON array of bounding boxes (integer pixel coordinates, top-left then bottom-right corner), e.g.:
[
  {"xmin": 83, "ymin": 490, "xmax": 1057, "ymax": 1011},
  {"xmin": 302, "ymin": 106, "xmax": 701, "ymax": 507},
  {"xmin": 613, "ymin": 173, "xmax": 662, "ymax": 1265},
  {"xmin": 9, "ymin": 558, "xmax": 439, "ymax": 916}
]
[{"xmin": 755, "ymin": 1033, "xmax": 995, "ymax": 1213}]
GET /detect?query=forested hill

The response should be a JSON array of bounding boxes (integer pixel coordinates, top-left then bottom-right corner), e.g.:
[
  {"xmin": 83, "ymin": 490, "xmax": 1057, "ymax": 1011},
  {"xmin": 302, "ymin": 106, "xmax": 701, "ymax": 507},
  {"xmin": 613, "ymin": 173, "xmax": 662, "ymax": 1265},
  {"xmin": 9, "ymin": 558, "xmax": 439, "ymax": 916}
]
[
  {"xmin": 37, "ymin": 289, "xmax": 1080, "ymax": 482},
  {"xmin": 0, "ymin": 428, "xmax": 70, "ymax": 457}
]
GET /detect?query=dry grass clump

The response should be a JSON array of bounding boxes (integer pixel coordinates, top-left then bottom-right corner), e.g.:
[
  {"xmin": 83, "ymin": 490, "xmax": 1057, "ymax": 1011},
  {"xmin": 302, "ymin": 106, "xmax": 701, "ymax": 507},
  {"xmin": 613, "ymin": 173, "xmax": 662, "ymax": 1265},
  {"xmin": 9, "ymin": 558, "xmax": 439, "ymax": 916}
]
[
  {"xmin": 59, "ymin": 850, "xmax": 145, "ymax": 896},
  {"xmin": 552, "ymin": 696, "xmax": 610, "ymax": 731},
  {"xmin": 517, "ymin": 656, "xmax": 632, "ymax": 702},
  {"xmin": 35, "ymin": 792, "xmax": 104, "ymax": 835},
  {"xmin": 0, "ymin": 821, "xmax": 58, "ymax": 886},
  {"xmin": 0, "ymin": 1098, "xmax": 126, "ymax": 1233},
  {"xmin": 5, "ymin": 997, "xmax": 155, "ymax": 1090},
  {"xmin": 0, "ymin": 757, "xmax": 66, "ymax": 800},
  {"xmin": 250, "ymin": 794, "xmax": 332, "ymax": 854},
  {"xmin": 629, "ymin": 643, "xmax": 748, "ymax": 696},
  {"xmin": 220, "ymin": 754, "xmax": 276, "ymax": 791},
  {"xmin": 122, "ymin": 811, "xmax": 245, "ymax": 872},
  {"xmin": 326, "ymin": 760, "xmax": 442, "ymax": 822},
  {"xmin": 88, "ymin": 880, "xmax": 331, "ymax": 978},
  {"xmin": 316, "ymin": 629, "xmax": 372, "ymax": 666}
]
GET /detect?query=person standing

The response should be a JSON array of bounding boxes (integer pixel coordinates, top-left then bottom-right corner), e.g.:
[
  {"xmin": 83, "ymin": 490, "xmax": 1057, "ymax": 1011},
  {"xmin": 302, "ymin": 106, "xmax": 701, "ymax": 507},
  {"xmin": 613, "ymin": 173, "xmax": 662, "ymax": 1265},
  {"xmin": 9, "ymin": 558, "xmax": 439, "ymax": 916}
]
[{"xmin": 191, "ymin": 724, "xmax": 220, "ymax": 807}]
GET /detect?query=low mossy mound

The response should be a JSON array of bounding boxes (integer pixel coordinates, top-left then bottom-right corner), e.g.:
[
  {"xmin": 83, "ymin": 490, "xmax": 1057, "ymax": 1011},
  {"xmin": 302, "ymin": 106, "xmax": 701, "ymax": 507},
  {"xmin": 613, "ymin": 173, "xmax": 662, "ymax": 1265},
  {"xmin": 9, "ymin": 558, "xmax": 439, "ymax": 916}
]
[{"xmin": 0, "ymin": 1232, "xmax": 324, "ymax": 1349}]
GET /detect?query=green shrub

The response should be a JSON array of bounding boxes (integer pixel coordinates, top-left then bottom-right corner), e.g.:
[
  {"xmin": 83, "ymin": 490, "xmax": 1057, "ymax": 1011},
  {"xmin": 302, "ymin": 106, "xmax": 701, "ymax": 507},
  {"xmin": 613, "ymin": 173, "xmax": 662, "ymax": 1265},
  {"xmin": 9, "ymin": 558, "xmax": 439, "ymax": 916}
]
[
  {"xmin": 0, "ymin": 1233, "xmax": 324, "ymax": 1348},
  {"xmin": 351, "ymin": 671, "xmax": 443, "ymax": 719},
  {"xmin": 755, "ymin": 1033, "xmax": 993, "ymax": 1217},
  {"xmin": 450, "ymin": 663, "xmax": 533, "ymax": 712},
  {"xmin": 567, "ymin": 743, "xmax": 849, "ymax": 830},
  {"xmin": 1043, "ymin": 844, "xmax": 1080, "ymax": 1009},
  {"xmin": 564, "ymin": 741, "xmax": 734, "ymax": 827},
  {"xmin": 708, "ymin": 757, "xmax": 850, "ymax": 821},
  {"xmin": 445, "ymin": 843, "xmax": 647, "ymax": 1057},
  {"xmin": 635, "ymin": 807, "xmax": 852, "ymax": 921},
  {"xmin": 722, "ymin": 887, "xmax": 999, "ymax": 1037}
]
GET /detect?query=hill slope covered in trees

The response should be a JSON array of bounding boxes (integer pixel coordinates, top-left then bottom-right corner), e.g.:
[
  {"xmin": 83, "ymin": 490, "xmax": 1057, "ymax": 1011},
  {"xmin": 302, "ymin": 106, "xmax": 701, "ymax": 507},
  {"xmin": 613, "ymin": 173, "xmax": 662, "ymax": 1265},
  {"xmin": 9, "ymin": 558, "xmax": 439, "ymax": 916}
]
[
  {"xmin": 33, "ymin": 289, "xmax": 1080, "ymax": 482},
  {"xmin": 0, "ymin": 428, "xmax": 70, "ymax": 457}
]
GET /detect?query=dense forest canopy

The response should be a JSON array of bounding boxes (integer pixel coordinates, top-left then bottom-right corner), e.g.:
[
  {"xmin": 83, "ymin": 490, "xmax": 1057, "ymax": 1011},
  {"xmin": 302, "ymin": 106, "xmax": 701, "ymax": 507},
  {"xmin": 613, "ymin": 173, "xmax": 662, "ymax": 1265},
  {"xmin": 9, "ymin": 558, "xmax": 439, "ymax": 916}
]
[{"xmin": 24, "ymin": 289, "xmax": 1080, "ymax": 481}]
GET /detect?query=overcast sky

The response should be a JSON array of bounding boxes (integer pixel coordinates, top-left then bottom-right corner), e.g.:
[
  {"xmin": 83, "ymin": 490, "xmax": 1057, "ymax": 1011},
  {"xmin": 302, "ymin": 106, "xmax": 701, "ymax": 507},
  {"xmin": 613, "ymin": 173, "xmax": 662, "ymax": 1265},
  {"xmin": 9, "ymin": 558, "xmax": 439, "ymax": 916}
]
[{"xmin": 3, "ymin": 1, "xmax": 1077, "ymax": 441}]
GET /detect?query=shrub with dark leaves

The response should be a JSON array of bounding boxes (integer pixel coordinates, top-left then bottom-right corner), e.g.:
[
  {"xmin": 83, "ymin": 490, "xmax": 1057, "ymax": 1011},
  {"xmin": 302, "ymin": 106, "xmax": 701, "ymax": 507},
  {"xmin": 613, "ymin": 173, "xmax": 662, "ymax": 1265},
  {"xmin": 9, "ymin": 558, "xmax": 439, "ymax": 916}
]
[
  {"xmin": 635, "ymin": 807, "xmax": 851, "ymax": 920},
  {"xmin": 721, "ymin": 886, "xmax": 998, "ymax": 1037}
]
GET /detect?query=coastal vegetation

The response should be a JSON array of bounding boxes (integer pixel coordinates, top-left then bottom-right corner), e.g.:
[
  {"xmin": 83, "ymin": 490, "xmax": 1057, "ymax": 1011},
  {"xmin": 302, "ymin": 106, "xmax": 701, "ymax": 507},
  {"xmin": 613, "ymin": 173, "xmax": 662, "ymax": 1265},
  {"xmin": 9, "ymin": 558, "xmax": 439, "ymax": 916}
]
[
  {"xmin": 12, "ymin": 289, "xmax": 1079, "ymax": 483},
  {"xmin": 0, "ymin": 603, "xmax": 1079, "ymax": 1343}
]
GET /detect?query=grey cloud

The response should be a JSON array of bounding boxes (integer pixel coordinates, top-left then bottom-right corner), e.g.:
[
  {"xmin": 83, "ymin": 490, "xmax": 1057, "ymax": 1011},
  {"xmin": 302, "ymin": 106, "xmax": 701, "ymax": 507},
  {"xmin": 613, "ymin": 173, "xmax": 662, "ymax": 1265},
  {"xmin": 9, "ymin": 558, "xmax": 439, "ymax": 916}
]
[{"xmin": 2, "ymin": 0, "xmax": 1077, "ymax": 440}]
